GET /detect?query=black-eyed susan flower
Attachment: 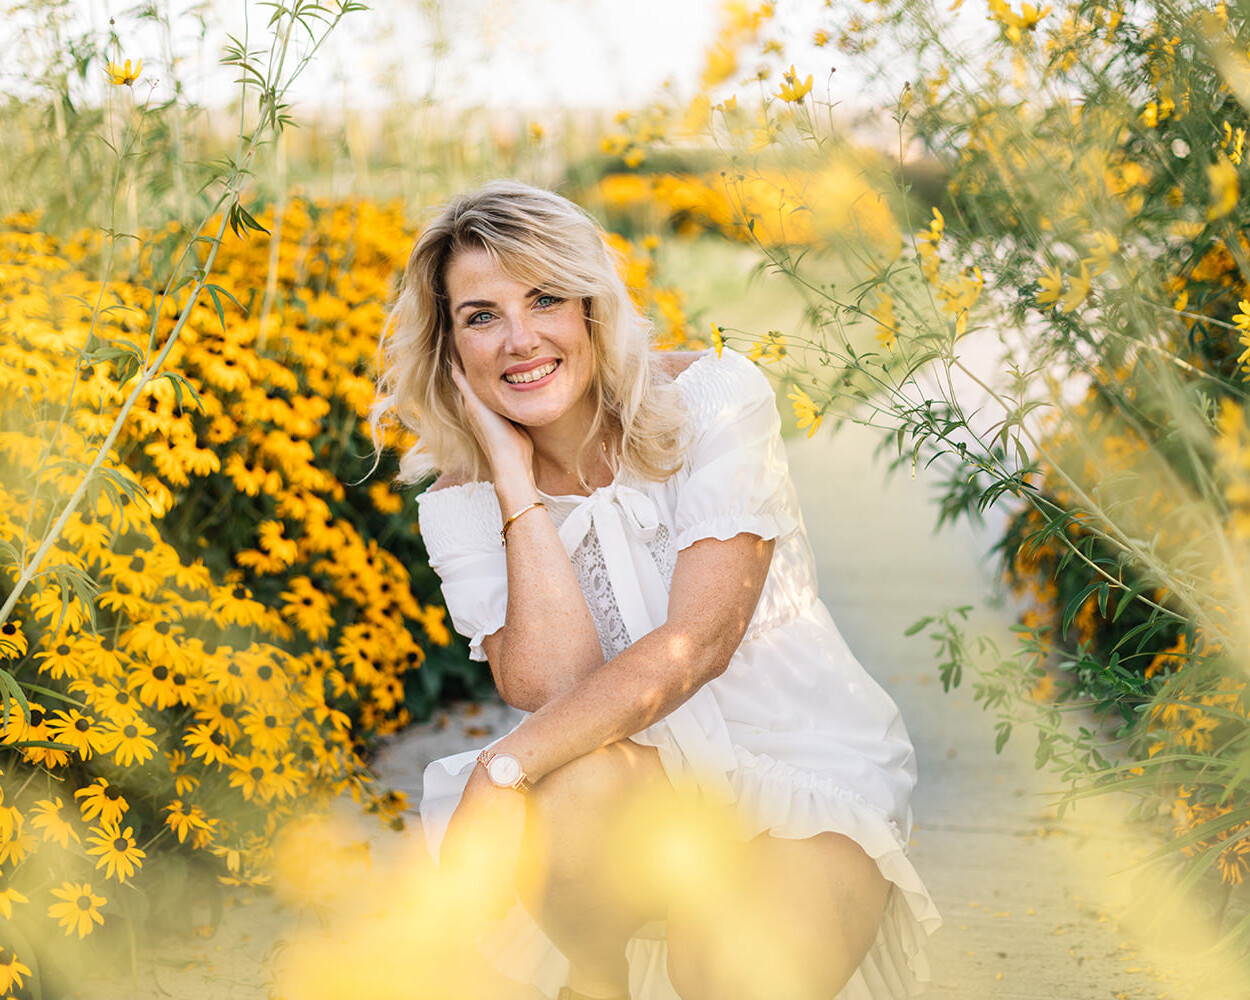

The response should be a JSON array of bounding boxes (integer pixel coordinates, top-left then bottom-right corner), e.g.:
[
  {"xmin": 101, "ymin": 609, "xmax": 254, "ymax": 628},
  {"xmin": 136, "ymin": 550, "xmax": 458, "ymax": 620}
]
[
  {"xmin": 48, "ymin": 882, "xmax": 107, "ymax": 938},
  {"xmin": 35, "ymin": 635, "xmax": 89, "ymax": 680},
  {"xmin": 163, "ymin": 800, "xmax": 213, "ymax": 845},
  {"xmin": 183, "ymin": 723, "xmax": 233, "ymax": 767},
  {"xmin": 0, "ymin": 618, "xmax": 27, "ymax": 659},
  {"xmin": 228, "ymin": 752, "xmax": 280, "ymax": 802},
  {"xmin": 46, "ymin": 708, "xmax": 108, "ymax": 761},
  {"xmin": 129, "ymin": 660, "xmax": 182, "ymax": 710},
  {"xmin": 279, "ymin": 576, "xmax": 335, "ymax": 641},
  {"xmin": 86, "ymin": 822, "xmax": 146, "ymax": 882},
  {"xmin": 240, "ymin": 704, "xmax": 291, "ymax": 755},
  {"xmin": 0, "ymin": 946, "xmax": 32, "ymax": 994},
  {"xmin": 100, "ymin": 717, "xmax": 159, "ymax": 766},
  {"xmin": 30, "ymin": 797, "xmax": 81, "ymax": 848},
  {"xmin": 75, "ymin": 777, "xmax": 128, "ymax": 826},
  {"xmin": 0, "ymin": 823, "xmax": 36, "ymax": 865}
]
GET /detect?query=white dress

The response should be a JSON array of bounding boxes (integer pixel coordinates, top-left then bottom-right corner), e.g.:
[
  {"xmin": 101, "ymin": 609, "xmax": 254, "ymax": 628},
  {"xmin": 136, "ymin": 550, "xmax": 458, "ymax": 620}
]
[{"xmin": 416, "ymin": 348, "xmax": 941, "ymax": 1000}]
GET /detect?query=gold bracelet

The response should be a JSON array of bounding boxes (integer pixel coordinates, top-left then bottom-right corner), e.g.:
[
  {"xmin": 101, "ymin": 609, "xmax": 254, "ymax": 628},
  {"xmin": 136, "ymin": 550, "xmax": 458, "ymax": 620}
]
[{"xmin": 500, "ymin": 500, "xmax": 545, "ymax": 546}]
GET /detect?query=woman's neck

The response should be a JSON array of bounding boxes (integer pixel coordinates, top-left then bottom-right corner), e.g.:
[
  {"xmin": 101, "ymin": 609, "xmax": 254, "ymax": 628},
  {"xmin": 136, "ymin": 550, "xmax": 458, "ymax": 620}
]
[{"xmin": 529, "ymin": 422, "xmax": 618, "ymax": 496}]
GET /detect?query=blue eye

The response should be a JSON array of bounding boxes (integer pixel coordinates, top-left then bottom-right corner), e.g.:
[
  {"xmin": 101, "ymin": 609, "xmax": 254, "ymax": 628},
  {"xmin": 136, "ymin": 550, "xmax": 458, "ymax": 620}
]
[
  {"xmin": 467, "ymin": 310, "xmax": 493, "ymax": 326},
  {"xmin": 535, "ymin": 294, "xmax": 562, "ymax": 308}
]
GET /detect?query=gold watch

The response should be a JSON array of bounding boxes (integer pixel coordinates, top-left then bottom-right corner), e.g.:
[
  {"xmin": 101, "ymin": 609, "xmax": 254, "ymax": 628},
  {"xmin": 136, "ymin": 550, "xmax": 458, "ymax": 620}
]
[{"xmin": 477, "ymin": 748, "xmax": 531, "ymax": 793}]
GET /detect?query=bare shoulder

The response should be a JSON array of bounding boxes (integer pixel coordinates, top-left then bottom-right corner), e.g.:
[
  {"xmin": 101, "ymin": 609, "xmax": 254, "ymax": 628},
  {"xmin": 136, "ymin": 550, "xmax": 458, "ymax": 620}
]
[
  {"xmin": 426, "ymin": 472, "xmax": 467, "ymax": 493},
  {"xmin": 654, "ymin": 350, "xmax": 710, "ymax": 379}
]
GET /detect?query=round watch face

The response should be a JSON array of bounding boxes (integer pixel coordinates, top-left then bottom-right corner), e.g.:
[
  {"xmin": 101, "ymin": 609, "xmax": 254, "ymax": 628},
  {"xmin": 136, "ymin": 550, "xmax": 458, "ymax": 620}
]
[{"xmin": 487, "ymin": 753, "xmax": 522, "ymax": 787}]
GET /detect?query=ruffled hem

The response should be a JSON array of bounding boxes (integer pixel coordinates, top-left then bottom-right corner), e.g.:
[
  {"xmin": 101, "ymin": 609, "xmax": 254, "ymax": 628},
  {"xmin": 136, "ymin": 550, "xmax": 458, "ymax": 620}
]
[{"xmin": 674, "ymin": 511, "xmax": 798, "ymax": 552}]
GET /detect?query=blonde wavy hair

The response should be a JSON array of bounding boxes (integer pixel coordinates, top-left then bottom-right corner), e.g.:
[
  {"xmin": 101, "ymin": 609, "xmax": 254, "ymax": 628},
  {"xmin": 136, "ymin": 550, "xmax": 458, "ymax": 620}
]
[{"xmin": 372, "ymin": 180, "xmax": 687, "ymax": 486}]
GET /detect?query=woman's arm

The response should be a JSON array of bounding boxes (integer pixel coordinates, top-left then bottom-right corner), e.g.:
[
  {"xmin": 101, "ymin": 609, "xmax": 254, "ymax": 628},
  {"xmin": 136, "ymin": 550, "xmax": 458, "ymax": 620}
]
[
  {"xmin": 450, "ymin": 366, "xmax": 604, "ymax": 710},
  {"xmin": 488, "ymin": 530, "xmax": 774, "ymax": 783}
]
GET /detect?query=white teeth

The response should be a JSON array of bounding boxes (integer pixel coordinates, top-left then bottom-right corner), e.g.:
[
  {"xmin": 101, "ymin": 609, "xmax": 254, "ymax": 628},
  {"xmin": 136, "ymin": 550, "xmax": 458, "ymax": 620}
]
[{"xmin": 504, "ymin": 361, "xmax": 558, "ymax": 384}]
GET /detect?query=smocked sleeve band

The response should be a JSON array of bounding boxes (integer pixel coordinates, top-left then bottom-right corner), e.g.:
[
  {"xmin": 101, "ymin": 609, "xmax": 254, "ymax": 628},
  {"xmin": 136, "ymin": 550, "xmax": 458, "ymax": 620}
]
[
  {"xmin": 416, "ymin": 483, "xmax": 506, "ymax": 662},
  {"xmin": 673, "ymin": 349, "xmax": 799, "ymax": 551}
]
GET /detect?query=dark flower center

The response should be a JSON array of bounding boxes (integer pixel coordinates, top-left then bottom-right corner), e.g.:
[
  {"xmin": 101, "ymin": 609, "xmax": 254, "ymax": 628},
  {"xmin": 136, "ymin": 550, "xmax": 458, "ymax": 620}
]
[
  {"xmin": 257, "ymin": 665, "xmax": 272, "ymax": 681},
  {"xmin": 133, "ymin": 556, "xmax": 147, "ymax": 572},
  {"xmin": 57, "ymin": 643, "xmax": 70, "ymax": 656},
  {"xmin": 1, "ymin": 623, "xmax": 15, "ymax": 635},
  {"xmin": 219, "ymin": 702, "xmax": 236, "ymax": 718},
  {"xmin": 152, "ymin": 666, "xmax": 168, "ymax": 681},
  {"xmin": 30, "ymin": 709, "xmax": 45, "ymax": 726},
  {"xmin": 0, "ymin": 948, "xmax": 11, "ymax": 964},
  {"xmin": 75, "ymin": 718, "xmax": 90, "ymax": 732},
  {"xmin": 250, "ymin": 766, "xmax": 264, "ymax": 780},
  {"xmin": 232, "ymin": 585, "xmax": 248, "ymax": 600},
  {"xmin": 210, "ymin": 731, "xmax": 225, "ymax": 745},
  {"xmin": 104, "ymin": 786, "xmax": 121, "ymax": 800},
  {"xmin": 113, "ymin": 836, "xmax": 129, "ymax": 851},
  {"xmin": 264, "ymin": 715, "xmax": 277, "ymax": 728},
  {"xmin": 77, "ymin": 895, "xmax": 92, "ymax": 910},
  {"xmin": 123, "ymin": 725, "xmax": 138, "ymax": 739},
  {"xmin": 228, "ymin": 664, "xmax": 242, "ymax": 677},
  {"xmin": 173, "ymin": 673, "xmax": 186, "ymax": 686}
]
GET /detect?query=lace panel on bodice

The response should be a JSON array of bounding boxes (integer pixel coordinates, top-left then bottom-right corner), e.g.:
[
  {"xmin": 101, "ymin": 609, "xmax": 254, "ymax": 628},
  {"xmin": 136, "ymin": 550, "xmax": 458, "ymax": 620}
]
[{"xmin": 571, "ymin": 522, "xmax": 676, "ymax": 659}]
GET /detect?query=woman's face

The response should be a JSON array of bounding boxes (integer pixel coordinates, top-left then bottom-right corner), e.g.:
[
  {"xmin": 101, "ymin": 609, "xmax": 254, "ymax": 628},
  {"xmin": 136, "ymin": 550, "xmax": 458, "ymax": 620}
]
[{"xmin": 445, "ymin": 246, "xmax": 596, "ymax": 434}]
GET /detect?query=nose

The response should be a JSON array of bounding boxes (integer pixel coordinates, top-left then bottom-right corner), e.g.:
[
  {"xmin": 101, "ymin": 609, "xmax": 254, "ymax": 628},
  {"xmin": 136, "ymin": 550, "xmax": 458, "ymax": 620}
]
[{"xmin": 505, "ymin": 311, "xmax": 541, "ymax": 356}]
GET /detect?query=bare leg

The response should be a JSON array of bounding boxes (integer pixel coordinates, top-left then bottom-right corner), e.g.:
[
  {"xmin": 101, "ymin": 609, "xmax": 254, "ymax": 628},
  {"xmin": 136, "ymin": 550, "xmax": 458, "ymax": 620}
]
[
  {"xmin": 666, "ymin": 830, "xmax": 890, "ymax": 1000},
  {"xmin": 518, "ymin": 740, "xmax": 674, "ymax": 998}
]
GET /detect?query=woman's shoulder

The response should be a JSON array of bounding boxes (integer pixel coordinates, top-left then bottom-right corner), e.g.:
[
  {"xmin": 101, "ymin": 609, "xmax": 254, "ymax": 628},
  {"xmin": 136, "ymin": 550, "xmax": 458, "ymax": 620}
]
[{"xmin": 664, "ymin": 347, "xmax": 772, "ymax": 415}]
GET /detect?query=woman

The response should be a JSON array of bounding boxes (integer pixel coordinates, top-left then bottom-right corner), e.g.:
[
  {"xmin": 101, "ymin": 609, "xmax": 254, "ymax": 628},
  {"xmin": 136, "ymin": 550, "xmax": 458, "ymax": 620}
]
[{"xmin": 373, "ymin": 180, "xmax": 940, "ymax": 1000}]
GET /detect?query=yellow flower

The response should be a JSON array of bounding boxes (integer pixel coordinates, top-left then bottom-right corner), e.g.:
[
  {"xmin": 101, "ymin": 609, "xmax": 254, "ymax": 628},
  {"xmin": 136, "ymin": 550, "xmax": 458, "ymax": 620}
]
[
  {"xmin": 747, "ymin": 330, "xmax": 787, "ymax": 364},
  {"xmin": 873, "ymin": 295, "xmax": 898, "ymax": 350},
  {"xmin": 787, "ymin": 387, "xmax": 823, "ymax": 438},
  {"xmin": 1060, "ymin": 261, "xmax": 1091, "ymax": 312},
  {"xmin": 105, "ymin": 58, "xmax": 142, "ymax": 86},
  {"xmin": 0, "ymin": 946, "xmax": 32, "ymax": 994},
  {"xmin": 0, "ymin": 887, "xmax": 28, "ymax": 919},
  {"xmin": 1208, "ymin": 153, "xmax": 1239, "ymax": 221},
  {"xmin": 47, "ymin": 882, "xmax": 107, "ymax": 938},
  {"xmin": 778, "ymin": 65, "xmax": 813, "ymax": 103},
  {"xmin": 1233, "ymin": 299, "xmax": 1250, "ymax": 373},
  {"xmin": 710, "ymin": 322, "xmax": 725, "ymax": 358},
  {"xmin": 1036, "ymin": 263, "xmax": 1064, "ymax": 307},
  {"xmin": 85, "ymin": 822, "xmax": 146, "ymax": 882},
  {"xmin": 30, "ymin": 797, "xmax": 81, "ymax": 848}
]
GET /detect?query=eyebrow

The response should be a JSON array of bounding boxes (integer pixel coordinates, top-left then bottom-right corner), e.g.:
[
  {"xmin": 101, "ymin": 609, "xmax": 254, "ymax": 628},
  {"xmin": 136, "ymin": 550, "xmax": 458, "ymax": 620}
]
[{"xmin": 453, "ymin": 289, "xmax": 547, "ymax": 315}]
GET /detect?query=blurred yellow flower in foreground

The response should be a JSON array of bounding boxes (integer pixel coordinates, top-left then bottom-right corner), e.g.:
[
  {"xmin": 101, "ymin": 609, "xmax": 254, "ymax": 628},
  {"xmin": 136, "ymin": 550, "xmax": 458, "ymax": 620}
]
[
  {"xmin": 105, "ymin": 58, "xmax": 142, "ymax": 86},
  {"xmin": 1208, "ymin": 153, "xmax": 1239, "ymax": 220}
]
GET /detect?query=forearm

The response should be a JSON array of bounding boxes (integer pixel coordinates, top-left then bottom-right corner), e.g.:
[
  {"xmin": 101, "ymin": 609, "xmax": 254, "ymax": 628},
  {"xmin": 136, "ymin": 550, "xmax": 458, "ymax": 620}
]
[
  {"xmin": 490, "ymin": 471, "xmax": 603, "ymax": 709},
  {"xmin": 490, "ymin": 621, "xmax": 721, "ymax": 783},
  {"xmin": 488, "ymin": 534, "xmax": 774, "ymax": 783}
]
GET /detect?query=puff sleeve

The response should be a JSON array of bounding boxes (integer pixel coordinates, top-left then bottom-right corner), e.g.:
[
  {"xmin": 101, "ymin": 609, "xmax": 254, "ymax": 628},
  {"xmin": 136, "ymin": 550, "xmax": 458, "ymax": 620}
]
[
  {"xmin": 673, "ymin": 349, "xmax": 800, "ymax": 551},
  {"xmin": 416, "ymin": 483, "xmax": 506, "ymax": 662}
]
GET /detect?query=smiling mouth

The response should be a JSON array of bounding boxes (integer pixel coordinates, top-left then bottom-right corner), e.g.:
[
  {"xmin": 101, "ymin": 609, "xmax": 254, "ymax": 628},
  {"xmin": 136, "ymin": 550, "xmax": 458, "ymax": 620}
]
[{"xmin": 503, "ymin": 360, "xmax": 559, "ymax": 384}]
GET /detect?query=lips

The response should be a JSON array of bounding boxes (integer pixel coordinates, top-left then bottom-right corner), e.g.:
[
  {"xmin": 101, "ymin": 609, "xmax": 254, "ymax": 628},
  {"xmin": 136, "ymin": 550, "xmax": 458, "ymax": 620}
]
[{"xmin": 503, "ymin": 360, "xmax": 559, "ymax": 384}]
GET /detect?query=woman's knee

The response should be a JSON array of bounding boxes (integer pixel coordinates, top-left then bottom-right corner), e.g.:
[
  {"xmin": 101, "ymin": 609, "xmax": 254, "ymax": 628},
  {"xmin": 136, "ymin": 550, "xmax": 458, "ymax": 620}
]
[{"xmin": 522, "ymin": 741, "xmax": 668, "ymax": 882}]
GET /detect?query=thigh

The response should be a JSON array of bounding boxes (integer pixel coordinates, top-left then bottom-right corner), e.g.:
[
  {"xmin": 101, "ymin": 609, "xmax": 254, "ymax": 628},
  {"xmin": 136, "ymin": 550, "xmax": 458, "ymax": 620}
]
[{"xmin": 666, "ymin": 830, "xmax": 890, "ymax": 1000}]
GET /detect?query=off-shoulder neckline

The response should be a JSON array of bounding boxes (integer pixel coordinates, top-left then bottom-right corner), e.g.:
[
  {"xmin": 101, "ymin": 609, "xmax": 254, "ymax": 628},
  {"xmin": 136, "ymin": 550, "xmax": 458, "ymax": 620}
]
[{"xmin": 418, "ymin": 348, "xmax": 729, "ymax": 504}]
